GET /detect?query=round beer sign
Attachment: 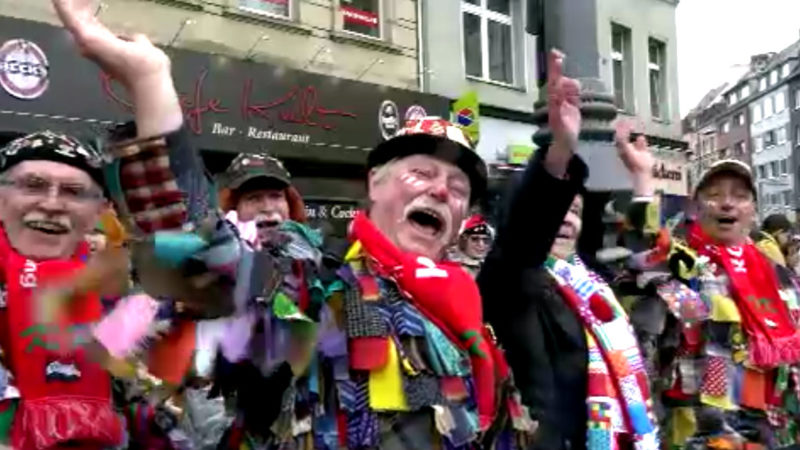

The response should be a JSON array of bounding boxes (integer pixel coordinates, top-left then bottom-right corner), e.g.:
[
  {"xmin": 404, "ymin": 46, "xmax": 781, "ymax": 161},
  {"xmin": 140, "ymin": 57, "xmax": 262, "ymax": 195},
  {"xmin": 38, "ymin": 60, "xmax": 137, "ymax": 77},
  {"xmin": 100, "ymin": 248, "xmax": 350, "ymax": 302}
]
[{"xmin": 0, "ymin": 39, "xmax": 50, "ymax": 100}]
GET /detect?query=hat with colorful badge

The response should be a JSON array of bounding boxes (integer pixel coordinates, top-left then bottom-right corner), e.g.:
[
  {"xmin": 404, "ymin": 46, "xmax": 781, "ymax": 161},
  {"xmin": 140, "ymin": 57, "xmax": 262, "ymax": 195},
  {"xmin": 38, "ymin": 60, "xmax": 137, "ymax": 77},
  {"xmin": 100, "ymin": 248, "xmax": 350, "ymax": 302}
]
[
  {"xmin": 459, "ymin": 214, "xmax": 494, "ymax": 238},
  {"xmin": 368, "ymin": 117, "xmax": 487, "ymax": 205},
  {"xmin": 220, "ymin": 153, "xmax": 291, "ymax": 191},
  {"xmin": 0, "ymin": 131, "xmax": 106, "ymax": 190}
]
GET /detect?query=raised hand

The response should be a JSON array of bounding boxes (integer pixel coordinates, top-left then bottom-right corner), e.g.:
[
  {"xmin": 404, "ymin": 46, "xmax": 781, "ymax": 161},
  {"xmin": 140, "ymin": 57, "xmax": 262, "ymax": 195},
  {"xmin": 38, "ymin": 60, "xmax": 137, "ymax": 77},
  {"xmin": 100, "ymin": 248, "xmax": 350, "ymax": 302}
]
[
  {"xmin": 615, "ymin": 120, "xmax": 655, "ymax": 197},
  {"xmin": 52, "ymin": 0, "xmax": 183, "ymax": 137},
  {"xmin": 545, "ymin": 49, "xmax": 582, "ymax": 178}
]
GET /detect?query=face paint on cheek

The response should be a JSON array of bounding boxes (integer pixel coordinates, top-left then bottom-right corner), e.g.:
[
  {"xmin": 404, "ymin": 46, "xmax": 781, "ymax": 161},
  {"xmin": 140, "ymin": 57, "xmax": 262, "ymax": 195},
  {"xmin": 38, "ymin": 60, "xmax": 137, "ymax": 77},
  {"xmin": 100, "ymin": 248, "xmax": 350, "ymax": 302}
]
[{"xmin": 399, "ymin": 173, "xmax": 426, "ymax": 190}]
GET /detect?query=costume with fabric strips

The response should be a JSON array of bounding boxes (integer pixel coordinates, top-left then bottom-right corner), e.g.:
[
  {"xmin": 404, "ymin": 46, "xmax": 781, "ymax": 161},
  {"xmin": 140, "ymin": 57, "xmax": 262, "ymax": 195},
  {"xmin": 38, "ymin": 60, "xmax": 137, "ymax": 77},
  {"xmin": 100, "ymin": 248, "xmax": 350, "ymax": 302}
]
[{"xmin": 619, "ymin": 196, "xmax": 800, "ymax": 449}]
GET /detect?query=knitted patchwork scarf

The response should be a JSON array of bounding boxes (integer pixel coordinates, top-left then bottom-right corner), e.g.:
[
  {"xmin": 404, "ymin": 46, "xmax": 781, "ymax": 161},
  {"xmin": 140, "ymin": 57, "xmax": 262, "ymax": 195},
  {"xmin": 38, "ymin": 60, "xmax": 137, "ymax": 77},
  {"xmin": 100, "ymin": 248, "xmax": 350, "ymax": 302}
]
[
  {"xmin": 545, "ymin": 255, "xmax": 659, "ymax": 450},
  {"xmin": 687, "ymin": 223, "xmax": 800, "ymax": 367}
]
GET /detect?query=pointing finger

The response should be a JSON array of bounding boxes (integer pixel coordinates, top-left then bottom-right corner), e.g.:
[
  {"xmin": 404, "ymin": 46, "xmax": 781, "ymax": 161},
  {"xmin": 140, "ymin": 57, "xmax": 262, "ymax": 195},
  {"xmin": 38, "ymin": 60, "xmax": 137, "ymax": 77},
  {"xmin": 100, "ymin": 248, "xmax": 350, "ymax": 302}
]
[{"xmin": 547, "ymin": 49, "xmax": 565, "ymax": 88}]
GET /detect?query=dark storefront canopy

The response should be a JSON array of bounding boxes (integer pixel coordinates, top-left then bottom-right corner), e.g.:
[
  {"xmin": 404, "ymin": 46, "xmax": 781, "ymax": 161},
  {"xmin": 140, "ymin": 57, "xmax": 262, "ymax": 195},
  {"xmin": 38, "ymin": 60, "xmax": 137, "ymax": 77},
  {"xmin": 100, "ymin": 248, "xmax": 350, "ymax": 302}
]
[{"xmin": 0, "ymin": 15, "xmax": 450, "ymax": 203}]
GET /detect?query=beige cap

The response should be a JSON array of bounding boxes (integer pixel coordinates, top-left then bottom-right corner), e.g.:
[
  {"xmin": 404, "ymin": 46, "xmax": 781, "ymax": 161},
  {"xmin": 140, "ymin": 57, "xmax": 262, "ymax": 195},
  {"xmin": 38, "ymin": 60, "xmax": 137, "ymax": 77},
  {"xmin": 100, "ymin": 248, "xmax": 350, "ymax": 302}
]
[{"xmin": 693, "ymin": 159, "xmax": 756, "ymax": 198}]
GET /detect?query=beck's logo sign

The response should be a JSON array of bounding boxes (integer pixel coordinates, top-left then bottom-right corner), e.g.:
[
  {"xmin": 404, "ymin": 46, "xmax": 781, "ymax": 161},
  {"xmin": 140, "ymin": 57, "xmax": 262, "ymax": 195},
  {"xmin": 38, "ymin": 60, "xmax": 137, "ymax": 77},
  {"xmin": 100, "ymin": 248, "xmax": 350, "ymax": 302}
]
[{"xmin": 0, "ymin": 39, "xmax": 49, "ymax": 100}]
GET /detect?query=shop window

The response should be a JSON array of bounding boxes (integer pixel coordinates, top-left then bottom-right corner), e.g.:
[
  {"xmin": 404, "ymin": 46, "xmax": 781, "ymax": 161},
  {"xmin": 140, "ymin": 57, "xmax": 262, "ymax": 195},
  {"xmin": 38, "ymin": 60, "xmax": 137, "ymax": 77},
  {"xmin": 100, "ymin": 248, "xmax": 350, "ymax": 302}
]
[
  {"xmin": 463, "ymin": 0, "xmax": 513, "ymax": 85},
  {"xmin": 341, "ymin": 0, "xmax": 381, "ymax": 39},
  {"xmin": 648, "ymin": 38, "xmax": 667, "ymax": 119},
  {"xmin": 238, "ymin": 0, "xmax": 291, "ymax": 19},
  {"xmin": 611, "ymin": 23, "xmax": 633, "ymax": 111}
]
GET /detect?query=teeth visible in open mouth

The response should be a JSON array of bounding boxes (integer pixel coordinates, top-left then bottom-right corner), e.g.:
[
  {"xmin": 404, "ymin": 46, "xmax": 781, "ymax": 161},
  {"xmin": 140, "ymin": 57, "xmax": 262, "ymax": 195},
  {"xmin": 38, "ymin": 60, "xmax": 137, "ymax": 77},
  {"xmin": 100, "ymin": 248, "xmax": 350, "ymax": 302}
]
[
  {"xmin": 407, "ymin": 207, "xmax": 444, "ymax": 234},
  {"xmin": 25, "ymin": 221, "xmax": 68, "ymax": 235}
]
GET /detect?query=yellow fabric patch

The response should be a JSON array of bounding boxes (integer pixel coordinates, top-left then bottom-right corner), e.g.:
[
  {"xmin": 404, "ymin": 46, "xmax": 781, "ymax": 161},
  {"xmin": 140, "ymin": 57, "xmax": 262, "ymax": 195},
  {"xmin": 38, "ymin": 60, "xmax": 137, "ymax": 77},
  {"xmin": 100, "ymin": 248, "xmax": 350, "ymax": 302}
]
[
  {"xmin": 668, "ymin": 407, "xmax": 697, "ymax": 448},
  {"xmin": 644, "ymin": 196, "xmax": 661, "ymax": 235},
  {"xmin": 701, "ymin": 393, "xmax": 736, "ymax": 410},
  {"xmin": 368, "ymin": 339, "xmax": 409, "ymax": 411},
  {"xmin": 710, "ymin": 294, "xmax": 741, "ymax": 323},
  {"xmin": 344, "ymin": 241, "xmax": 363, "ymax": 262}
]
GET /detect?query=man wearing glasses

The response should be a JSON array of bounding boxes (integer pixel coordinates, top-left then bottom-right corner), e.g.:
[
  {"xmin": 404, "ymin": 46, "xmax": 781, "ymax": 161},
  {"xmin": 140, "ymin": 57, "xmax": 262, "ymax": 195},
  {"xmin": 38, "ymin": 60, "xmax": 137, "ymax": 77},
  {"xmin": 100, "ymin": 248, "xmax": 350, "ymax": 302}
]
[{"xmin": 451, "ymin": 214, "xmax": 494, "ymax": 278}]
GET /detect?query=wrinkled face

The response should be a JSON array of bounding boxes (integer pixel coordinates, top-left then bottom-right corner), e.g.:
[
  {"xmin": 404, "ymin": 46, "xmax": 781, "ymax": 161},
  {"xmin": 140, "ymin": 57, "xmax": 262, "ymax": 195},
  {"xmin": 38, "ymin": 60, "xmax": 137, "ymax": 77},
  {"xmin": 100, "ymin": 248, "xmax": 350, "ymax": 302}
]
[
  {"xmin": 0, "ymin": 161, "xmax": 105, "ymax": 260},
  {"xmin": 235, "ymin": 184, "xmax": 290, "ymax": 229},
  {"xmin": 696, "ymin": 175, "xmax": 755, "ymax": 245},
  {"xmin": 551, "ymin": 195, "xmax": 583, "ymax": 259},
  {"xmin": 368, "ymin": 154, "xmax": 471, "ymax": 260},
  {"xmin": 463, "ymin": 233, "xmax": 491, "ymax": 259}
]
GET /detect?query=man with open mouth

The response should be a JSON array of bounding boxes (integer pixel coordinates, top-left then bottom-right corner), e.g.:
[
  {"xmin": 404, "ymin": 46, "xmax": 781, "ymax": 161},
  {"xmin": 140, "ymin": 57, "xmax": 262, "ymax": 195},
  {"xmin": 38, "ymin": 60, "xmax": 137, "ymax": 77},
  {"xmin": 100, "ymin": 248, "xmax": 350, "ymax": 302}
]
[
  {"xmin": 0, "ymin": 0, "xmax": 193, "ymax": 446},
  {"xmin": 450, "ymin": 214, "xmax": 494, "ymax": 278},
  {"xmin": 217, "ymin": 153, "xmax": 307, "ymax": 249}
]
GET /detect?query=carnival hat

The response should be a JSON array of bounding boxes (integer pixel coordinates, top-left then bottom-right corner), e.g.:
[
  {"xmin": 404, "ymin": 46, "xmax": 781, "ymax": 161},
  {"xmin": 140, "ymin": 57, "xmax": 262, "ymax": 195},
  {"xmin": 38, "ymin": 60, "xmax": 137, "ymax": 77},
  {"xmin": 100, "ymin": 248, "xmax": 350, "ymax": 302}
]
[
  {"xmin": 368, "ymin": 117, "xmax": 487, "ymax": 205},
  {"xmin": 693, "ymin": 159, "xmax": 756, "ymax": 199},
  {"xmin": 459, "ymin": 214, "xmax": 494, "ymax": 238}
]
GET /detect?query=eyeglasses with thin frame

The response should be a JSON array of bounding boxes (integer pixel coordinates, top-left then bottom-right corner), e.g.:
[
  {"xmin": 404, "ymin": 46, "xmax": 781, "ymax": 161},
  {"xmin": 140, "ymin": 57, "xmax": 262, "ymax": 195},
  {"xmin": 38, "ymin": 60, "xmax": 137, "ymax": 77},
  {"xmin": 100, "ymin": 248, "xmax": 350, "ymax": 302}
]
[
  {"xmin": 467, "ymin": 235, "xmax": 491, "ymax": 244},
  {"xmin": 0, "ymin": 175, "xmax": 103, "ymax": 204}
]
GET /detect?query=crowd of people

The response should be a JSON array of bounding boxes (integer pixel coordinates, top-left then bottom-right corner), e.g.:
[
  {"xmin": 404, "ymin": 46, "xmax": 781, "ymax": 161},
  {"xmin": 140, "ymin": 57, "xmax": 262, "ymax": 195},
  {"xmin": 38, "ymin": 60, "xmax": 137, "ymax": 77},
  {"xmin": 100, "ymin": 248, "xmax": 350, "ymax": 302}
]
[{"xmin": 5, "ymin": 1, "xmax": 800, "ymax": 449}]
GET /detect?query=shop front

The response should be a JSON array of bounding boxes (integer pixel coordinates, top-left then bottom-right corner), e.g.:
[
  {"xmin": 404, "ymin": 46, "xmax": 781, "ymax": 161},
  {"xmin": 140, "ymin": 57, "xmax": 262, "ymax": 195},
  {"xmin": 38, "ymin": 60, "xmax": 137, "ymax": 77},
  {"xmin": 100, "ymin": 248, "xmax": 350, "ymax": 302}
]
[{"xmin": 0, "ymin": 16, "xmax": 449, "ymax": 236}]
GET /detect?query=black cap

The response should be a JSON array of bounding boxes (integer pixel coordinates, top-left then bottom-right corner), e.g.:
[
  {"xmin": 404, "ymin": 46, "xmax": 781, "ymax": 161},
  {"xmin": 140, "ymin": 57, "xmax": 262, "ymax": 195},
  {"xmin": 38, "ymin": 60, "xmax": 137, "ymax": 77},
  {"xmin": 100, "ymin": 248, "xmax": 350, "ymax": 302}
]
[
  {"xmin": 220, "ymin": 154, "xmax": 291, "ymax": 191},
  {"xmin": 0, "ymin": 131, "xmax": 106, "ymax": 192}
]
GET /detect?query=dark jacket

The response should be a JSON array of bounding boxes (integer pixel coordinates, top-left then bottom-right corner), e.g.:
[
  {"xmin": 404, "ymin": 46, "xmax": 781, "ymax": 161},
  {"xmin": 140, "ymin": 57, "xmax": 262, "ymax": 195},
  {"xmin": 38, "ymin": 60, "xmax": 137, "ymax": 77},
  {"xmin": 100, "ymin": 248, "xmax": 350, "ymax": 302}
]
[{"xmin": 477, "ymin": 148, "xmax": 589, "ymax": 450}]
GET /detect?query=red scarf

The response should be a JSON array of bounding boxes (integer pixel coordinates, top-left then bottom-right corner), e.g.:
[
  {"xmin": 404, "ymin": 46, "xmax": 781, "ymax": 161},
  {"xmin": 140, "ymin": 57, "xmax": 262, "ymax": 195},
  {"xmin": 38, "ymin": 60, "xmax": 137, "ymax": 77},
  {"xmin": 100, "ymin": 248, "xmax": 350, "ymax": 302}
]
[
  {"xmin": 687, "ymin": 223, "xmax": 800, "ymax": 367},
  {"xmin": 0, "ymin": 229, "xmax": 123, "ymax": 449},
  {"xmin": 349, "ymin": 211, "xmax": 509, "ymax": 430}
]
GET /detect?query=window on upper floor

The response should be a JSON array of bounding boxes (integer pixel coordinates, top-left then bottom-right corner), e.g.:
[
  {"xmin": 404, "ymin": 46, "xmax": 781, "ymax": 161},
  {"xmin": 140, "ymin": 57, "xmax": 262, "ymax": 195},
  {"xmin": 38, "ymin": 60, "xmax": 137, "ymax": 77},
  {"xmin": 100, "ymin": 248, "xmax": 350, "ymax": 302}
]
[
  {"xmin": 782, "ymin": 158, "xmax": 789, "ymax": 175},
  {"xmin": 778, "ymin": 126, "xmax": 787, "ymax": 144},
  {"xmin": 795, "ymin": 90, "xmax": 800, "ymax": 109},
  {"xmin": 784, "ymin": 190, "xmax": 792, "ymax": 206},
  {"xmin": 728, "ymin": 92, "xmax": 738, "ymax": 105},
  {"xmin": 771, "ymin": 193, "xmax": 779, "ymax": 205},
  {"xmin": 764, "ymin": 130, "xmax": 777, "ymax": 148},
  {"xmin": 771, "ymin": 69, "xmax": 779, "ymax": 85},
  {"xmin": 754, "ymin": 135, "xmax": 763, "ymax": 152},
  {"xmin": 611, "ymin": 23, "xmax": 633, "ymax": 111},
  {"xmin": 760, "ymin": 77, "xmax": 768, "ymax": 91},
  {"xmin": 735, "ymin": 141, "xmax": 745, "ymax": 157},
  {"xmin": 783, "ymin": 62, "xmax": 792, "ymax": 78},
  {"xmin": 340, "ymin": 0, "xmax": 381, "ymax": 38},
  {"xmin": 771, "ymin": 161, "xmax": 779, "ymax": 177},
  {"xmin": 758, "ymin": 164, "xmax": 767, "ymax": 178},
  {"xmin": 648, "ymin": 38, "xmax": 667, "ymax": 119},
  {"xmin": 753, "ymin": 103, "xmax": 763, "ymax": 122},
  {"xmin": 740, "ymin": 85, "xmax": 750, "ymax": 99},
  {"xmin": 721, "ymin": 121, "xmax": 731, "ymax": 133},
  {"xmin": 463, "ymin": 0, "xmax": 513, "ymax": 85},
  {"xmin": 735, "ymin": 112, "xmax": 745, "ymax": 126},
  {"xmin": 238, "ymin": 0, "xmax": 291, "ymax": 19},
  {"xmin": 796, "ymin": 125, "xmax": 800, "ymax": 146},
  {"xmin": 764, "ymin": 96, "xmax": 774, "ymax": 117},
  {"xmin": 776, "ymin": 91, "xmax": 786, "ymax": 112}
]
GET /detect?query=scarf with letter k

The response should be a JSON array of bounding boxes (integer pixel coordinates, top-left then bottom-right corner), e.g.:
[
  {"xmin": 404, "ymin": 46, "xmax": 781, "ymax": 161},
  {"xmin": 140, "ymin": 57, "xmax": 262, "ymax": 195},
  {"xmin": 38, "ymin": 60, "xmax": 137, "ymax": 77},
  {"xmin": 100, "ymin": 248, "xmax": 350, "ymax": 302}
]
[{"xmin": 688, "ymin": 223, "xmax": 800, "ymax": 367}]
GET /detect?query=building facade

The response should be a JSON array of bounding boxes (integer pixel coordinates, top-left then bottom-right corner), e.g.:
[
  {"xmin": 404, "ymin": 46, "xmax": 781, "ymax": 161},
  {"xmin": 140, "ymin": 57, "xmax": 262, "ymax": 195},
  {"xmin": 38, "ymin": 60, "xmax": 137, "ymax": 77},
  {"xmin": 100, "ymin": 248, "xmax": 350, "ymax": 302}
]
[{"xmin": 0, "ymin": 0, "xmax": 450, "ymax": 237}]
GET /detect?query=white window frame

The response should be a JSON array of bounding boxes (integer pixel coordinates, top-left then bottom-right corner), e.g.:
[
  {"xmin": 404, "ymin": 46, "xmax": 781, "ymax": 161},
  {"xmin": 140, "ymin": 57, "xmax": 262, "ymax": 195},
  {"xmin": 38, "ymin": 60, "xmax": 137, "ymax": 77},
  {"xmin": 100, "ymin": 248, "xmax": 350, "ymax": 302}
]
[
  {"xmin": 740, "ymin": 85, "xmax": 750, "ymax": 99},
  {"xmin": 610, "ymin": 22, "xmax": 633, "ymax": 112},
  {"xmin": 764, "ymin": 96, "xmax": 774, "ymax": 117},
  {"xmin": 462, "ymin": 0, "xmax": 514, "ymax": 85},
  {"xmin": 753, "ymin": 103, "xmax": 763, "ymax": 123},
  {"xmin": 776, "ymin": 91, "xmax": 786, "ymax": 112},
  {"xmin": 340, "ymin": 0, "xmax": 384, "ymax": 40},
  {"xmin": 721, "ymin": 121, "xmax": 730, "ymax": 133},
  {"xmin": 778, "ymin": 126, "xmax": 787, "ymax": 144},
  {"xmin": 648, "ymin": 38, "xmax": 667, "ymax": 119},
  {"xmin": 736, "ymin": 113, "xmax": 745, "ymax": 126},
  {"xmin": 783, "ymin": 62, "xmax": 791, "ymax": 78},
  {"xmin": 771, "ymin": 69, "xmax": 779, "ymax": 84},
  {"xmin": 760, "ymin": 77, "xmax": 768, "ymax": 91},
  {"xmin": 238, "ymin": 0, "xmax": 293, "ymax": 20}
]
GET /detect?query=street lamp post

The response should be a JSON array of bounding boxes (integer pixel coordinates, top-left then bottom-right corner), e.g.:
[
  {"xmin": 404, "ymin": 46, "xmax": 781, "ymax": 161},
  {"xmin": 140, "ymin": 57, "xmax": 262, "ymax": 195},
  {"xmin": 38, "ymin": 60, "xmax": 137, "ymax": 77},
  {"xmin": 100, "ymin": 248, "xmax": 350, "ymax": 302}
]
[{"xmin": 529, "ymin": 0, "xmax": 623, "ymax": 190}]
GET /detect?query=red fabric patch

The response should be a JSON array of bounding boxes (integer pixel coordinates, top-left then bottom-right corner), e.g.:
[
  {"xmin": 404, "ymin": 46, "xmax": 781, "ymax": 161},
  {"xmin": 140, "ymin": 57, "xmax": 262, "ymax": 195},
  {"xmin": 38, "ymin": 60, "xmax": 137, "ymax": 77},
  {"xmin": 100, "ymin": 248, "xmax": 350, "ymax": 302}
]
[
  {"xmin": 348, "ymin": 337, "xmax": 388, "ymax": 370},
  {"xmin": 702, "ymin": 356, "xmax": 728, "ymax": 397},
  {"xmin": 441, "ymin": 376, "xmax": 468, "ymax": 401}
]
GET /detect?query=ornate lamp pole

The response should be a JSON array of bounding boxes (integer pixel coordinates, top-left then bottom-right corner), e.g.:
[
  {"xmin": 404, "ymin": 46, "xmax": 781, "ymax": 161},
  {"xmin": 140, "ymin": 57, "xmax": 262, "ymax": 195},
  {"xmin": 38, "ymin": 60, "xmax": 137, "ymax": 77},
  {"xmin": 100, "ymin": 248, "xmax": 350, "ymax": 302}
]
[{"xmin": 529, "ymin": 0, "xmax": 627, "ymax": 191}]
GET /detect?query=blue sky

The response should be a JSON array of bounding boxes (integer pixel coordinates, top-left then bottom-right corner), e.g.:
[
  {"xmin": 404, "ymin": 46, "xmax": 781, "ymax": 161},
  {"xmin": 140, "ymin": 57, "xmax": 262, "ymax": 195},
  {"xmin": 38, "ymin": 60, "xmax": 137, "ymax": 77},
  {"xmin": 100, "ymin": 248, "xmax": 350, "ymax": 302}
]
[{"xmin": 677, "ymin": 0, "xmax": 800, "ymax": 116}]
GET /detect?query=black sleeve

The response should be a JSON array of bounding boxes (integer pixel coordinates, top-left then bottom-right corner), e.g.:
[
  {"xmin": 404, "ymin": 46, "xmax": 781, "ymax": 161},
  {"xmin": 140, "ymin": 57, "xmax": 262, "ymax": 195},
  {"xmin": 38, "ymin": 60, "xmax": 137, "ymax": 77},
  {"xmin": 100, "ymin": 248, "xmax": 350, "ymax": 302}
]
[{"xmin": 481, "ymin": 147, "xmax": 588, "ymax": 275}]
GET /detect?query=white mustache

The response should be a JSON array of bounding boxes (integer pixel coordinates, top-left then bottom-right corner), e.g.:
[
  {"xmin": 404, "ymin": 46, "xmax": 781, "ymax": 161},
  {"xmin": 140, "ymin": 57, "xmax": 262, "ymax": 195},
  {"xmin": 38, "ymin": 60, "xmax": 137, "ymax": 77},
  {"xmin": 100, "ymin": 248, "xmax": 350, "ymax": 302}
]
[{"xmin": 22, "ymin": 213, "xmax": 72, "ymax": 230}]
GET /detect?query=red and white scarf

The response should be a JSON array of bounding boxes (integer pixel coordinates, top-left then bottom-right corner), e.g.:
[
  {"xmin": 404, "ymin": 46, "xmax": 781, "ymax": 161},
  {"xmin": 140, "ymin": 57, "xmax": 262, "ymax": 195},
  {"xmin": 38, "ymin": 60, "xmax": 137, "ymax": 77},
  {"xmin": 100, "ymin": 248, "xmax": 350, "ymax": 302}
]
[
  {"xmin": 687, "ymin": 223, "xmax": 800, "ymax": 367},
  {"xmin": 0, "ymin": 229, "xmax": 123, "ymax": 449}
]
